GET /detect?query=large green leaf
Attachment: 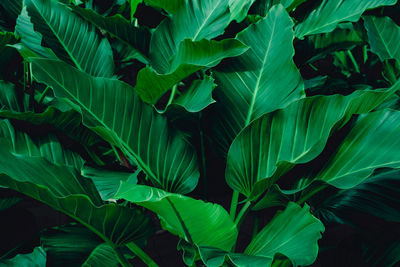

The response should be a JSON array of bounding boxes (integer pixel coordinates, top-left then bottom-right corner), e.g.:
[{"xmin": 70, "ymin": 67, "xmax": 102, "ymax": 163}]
[
  {"xmin": 245, "ymin": 202, "xmax": 324, "ymax": 267},
  {"xmin": 0, "ymin": 247, "xmax": 46, "ymax": 267},
  {"xmin": 72, "ymin": 6, "xmax": 150, "ymax": 61},
  {"xmin": 295, "ymin": 0, "xmax": 396, "ymax": 38},
  {"xmin": 229, "ymin": 0, "xmax": 256, "ymax": 23},
  {"xmin": 115, "ymin": 184, "xmax": 238, "ymax": 251},
  {"xmin": 313, "ymin": 109, "xmax": 400, "ymax": 189},
  {"xmin": 25, "ymin": 0, "xmax": 114, "ymax": 77},
  {"xmin": 0, "ymin": 120, "xmax": 153, "ymax": 246},
  {"xmin": 30, "ymin": 58, "xmax": 199, "ymax": 194},
  {"xmin": 364, "ymin": 16, "xmax": 400, "ymax": 62},
  {"xmin": 226, "ymin": 86, "xmax": 399, "ymax": 199},
  {"xmin": 135, "ymin": 38, "xmax": 247, "ymax": 103},
  {"xmin": 213, "ymin": 4, "xmax": 303, "ymax": 154}
]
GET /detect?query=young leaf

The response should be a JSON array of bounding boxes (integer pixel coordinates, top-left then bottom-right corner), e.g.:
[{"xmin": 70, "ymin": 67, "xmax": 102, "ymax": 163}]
[
  {"xmin": 295, "ymin": 0, "xmax": 396, "ymax": 38},
  {"xmin": 364, "ymin": 16, "xmax": 400, "ymax": 62},
  {"xmin": 226, "ymin": 86, "xmax": 399, "ymax": 199},
  {"xmin": 25, "ymin": 0, "xmax": 115, "ymax": 77},
  {"xmin": 213, "ymin": 4, "xmax": 303, "ymax": 153},
  {"xmin": 115, "ymin": 184, "xmax": 238, "ymax": 251},
  {"xmin": 245, "ymin": 202, "xmax": 324, "ymax": 267},
  {"xmin": 30, "ymin": 58, "xmax": 199, "ymax": 194}
]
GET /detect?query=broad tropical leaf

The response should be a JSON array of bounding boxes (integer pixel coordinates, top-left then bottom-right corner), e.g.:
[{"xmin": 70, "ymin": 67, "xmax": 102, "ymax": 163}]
[
  {"xmin": 213, "ymin": 4, "xmax": 303, "ymax": 154},
  {"xmin": 295, "ymin": 0, "xmax": 396, "ymax": 38},
  {"xmin": 313, "ymin": 109, "xmax": 400, "ymax": 189},
  {"xmin": 245, "ymin": 203, "xmax": 324, "ymax": 266},
  {"xmin": 30, "ymin": 58, "xmax": 199, "ymax": 194},
  {"xmin": 25, "ymin": 0, "xmax": 115, "ymax": 77},
  {"xmin": 115, "ymin": 184, "xmax": 238, "ymax": 251},
  {"xmin": 135, "ymin": 39, "xmax": 247, "ymax": 103},
  {"xmin": 229, "ymin": 0, "xmax": 256, "ymax": 23},
  {"xmin": 226, "ymin": 87, "xmax": 399, "ymax": 199},
  {"xmin": 0, "ymin": 247, "xmax": 46, "ymax": 267},
  {"xmin": 364, "ymin": 16, "xmax": 400, "ymax": 62}
]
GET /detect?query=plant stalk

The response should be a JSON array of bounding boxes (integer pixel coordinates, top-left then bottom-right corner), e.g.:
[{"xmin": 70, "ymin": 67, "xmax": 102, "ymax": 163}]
[
  {"xmin": 347, "ymin": 50, "xmax": 360, "ymax": 73},
  {"xmin": 167, "ymin": 84, "xmax": 178, "ymax": 106},
  {"xmin": 234, "ymin": 201, "xmax": 251, "ymax": 227},
  {"xmin": 38, "ymin": 86, "xmax": 50, "ymax": 105},
  {"xmin": 296, "ymin": 184, "xmax": 328, "ymax": 205},
  {"xmin": 125, "ymin": 242, "xmax": 159, "ymax": 267},
  {"xmin": 229, "ymin": 190, "xmax": 239, "ymax": 220}
]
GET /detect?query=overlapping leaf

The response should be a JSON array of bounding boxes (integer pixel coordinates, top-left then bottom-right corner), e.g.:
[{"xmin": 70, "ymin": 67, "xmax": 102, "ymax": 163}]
[
  {"xmin": 30, "ymin": 58, "xmax": 199, "ymax": 194},
  {"xmin": 213, "ymin": 4, "xmax": 303, "ymax": 154},
  {"xmin": 226, "ymin": 86, "xmax": 399, "ymax": 199},
  {"xmin": 295, "ymin": 0, "xmax": 396, "ymax": 38},
  {"xmin": 0, "ymin": 247, "xmax": 46, "ymax": 267},
  {"xmin": 25, "ymin": 0, "xmax": 114, "ymax": 77}
]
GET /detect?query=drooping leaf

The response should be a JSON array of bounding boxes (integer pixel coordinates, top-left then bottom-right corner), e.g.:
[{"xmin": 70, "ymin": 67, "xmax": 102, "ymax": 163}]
[
  {"xmin": 364, "ymin": 16, "xmax": 400, "ymax": 62},
  {"xmin": 310, "ymin": 23, "xmax": 364, "ymax": 50},
  {"xmin": 30, "ymin": 58, "xmax": 199, "ymax": 194},
  {"xmin": 213, "ymin": 4, "xmax": 303, "ymax": 154},
  {"xmin": 135, "ymin": 38, "xmax": 247, "ymax": 103},
  {"xmin": 72, "ymin": 6, "xmax": 150, "ymax": 60},
  {"xmin": 0, "ymin": 0, "xmax": 23, "ymax": 30},
  {"xmin": 295, "ymin": 0, "xmax": 396, "ymax": 38},
  {"xmin": 245, "ymin": 202, "xmax": 324, "ymax": 267},
  {"xmin": 0, "ymin": 247, "xmax": 46, "ymax": 267},
  {"xmin": 228, "ymin": 0, "xmax": 256, "ymax": 23},
  {"xmin": 115, "ymin": 184, "xmax": 238, "ymax": 251},
  {"xmin": 25, "ymin": 0, "xmax": 115, "ymax": 77},
  {"xmin": 226, "ymin": 86, "xmax": 399, "ymax": 199},
  {"xmin": 313, "ymin": 109, "xmax": 400, "ymax": 189}
]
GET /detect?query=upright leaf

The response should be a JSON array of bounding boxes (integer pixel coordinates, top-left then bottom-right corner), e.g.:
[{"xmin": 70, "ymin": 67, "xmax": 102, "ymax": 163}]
[
  {"xmin": 30, "ymin": 58, "xmax": 199, "ymax": 194},
  {"xmin": 213, "ymin": 4, "xmax": 303, "ymax": 153},
  {"xmin": 226, "ymin": 87, "xmax": 399, "ymax": 198},
  {"xmin": 295, "ymin": 0, "xmax": 396, "ymax": 38},
  {"xmin": 25, "ymin": 0, "xmax": 115, "ymax": 77},
  {"xmin": 364, "ymin": 16, "xmax": 400, "ymax": 62}
]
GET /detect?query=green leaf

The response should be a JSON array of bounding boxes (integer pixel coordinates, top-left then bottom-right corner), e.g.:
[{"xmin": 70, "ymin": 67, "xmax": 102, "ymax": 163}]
[
  {"xmin": 135, "ymin": 38, "xmax": 247, "ymax": 103},
  {"xmin": 364, "ymin": 16, "xmax": 400, "ymax": 62},
  {"xmin": 0, "ymin": 196, "xmax": 21, "ymax": 211},
  {"xmin": 213, "ymin": 4, "xmax": 303, "ymax": 154},
  {"xmin": 313, "ymin": 109, "xmax": 400, "ymax": 189},
  {"xmin": 229, "ymin": 0, "xmax": 256, "ymax": 23},
  {"xmin": 25, "ymin": 0, "xmax": 115, "ymax": 77},
  {"xmin": 245, "ymin": 202, "xmax": 324, "ymax": 267},
  {"xmin": 250, "ymin": 0, "xmax": 294, "ymax": 17},
  {"xmin": 0, "ymin": 247, "xmax": 46, "ymax": 267},
  {"xmin": 295, "ymin": 0, "xmax": 396, "ymax": 38},
  {"xmin": 41, "ymin": 225, "xmax": 119, "ymax": 267},
  {"xmin": 144, "ymin": 0, "xmax": 185, "ymax": 13},
  {"xmin": 149, "ymin": 0, "xmax": 230, "ymax": 73},
  {"xmin": 226, "ymin": 86, "xmax": 399, "ymax": 199},
  {"xmin": 30, "ymin": 58, "xmax": 199, "ymax": 194},
  {"xmin": 72, "ymin": 6, "xmax": 150, "ymax": 60},
  {"xmin": 115, "ymin": 184, "xmax": 238, "ymax": 251}
]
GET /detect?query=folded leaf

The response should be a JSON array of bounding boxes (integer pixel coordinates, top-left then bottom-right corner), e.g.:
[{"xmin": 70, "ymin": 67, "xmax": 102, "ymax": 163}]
[
  {"xmin": 295, "ymin": 0, "xmax": 396, "ymax": 38},
  {"xmin": 245, "ymin": 202, "xmax": 324, "ymax": 267},
  {"xmin": 30, "ymin": 58, "xmax": 199, "ymax": 194},
  {"xmin": 226, "ymin": 86, "xmax": 399, "ymax": 199},
  {"xmin": 213, "ymin": 4, "xmax": 303, "ymax": 154},
  {"xmin": 25, "ymin": 0, "xmax": 114, "ymax": 77},
  {"xmin": 364, "ymin": 16, "xmax": 400, "ymax": 62},
  {"xmin": 0, "ymin": 247, "xmax": 46, "ymax": 267},
  {"xmin": 135, "ymin": 39, "xmax": 247, "ymax": 103},
  {"xmin": 115, "ymin": 184, "xmax": 238, "ymax": 251}
]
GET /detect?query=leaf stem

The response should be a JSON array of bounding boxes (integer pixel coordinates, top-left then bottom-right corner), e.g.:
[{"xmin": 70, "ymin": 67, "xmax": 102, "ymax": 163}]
[
  {"xmin": 125, "ymin": 242, "xmax": 159, "ymax": 267},
  {"xmin": 296, "ymin": 184, "xmax": 328, "ymax": 205},
  {"xmin": 252, "ymin": 215, "xmax": 259, "ymax": 238},
  {"xmin": 347, "ymin": 50, "xmax": 360, "ymax": 73},
  {"xmin": 363, "ymin": 45, "xmax": 368, "ymax": 64},
  {"xmin": 114, "ymin": 247, "xmax": 133, "ymax": 267},
  {"xmin": 229, "ymin": 190, "xmax": 239, "ymax": 220},
  {"xmin": 38, "ymin": 86, "xmax": 50, "ymax": 105},
  {"xmin": 234, "ymin": 201, "xmax": 251, "ymax": 227},
  {"xmin": 167, "ymin": 84, "xmax": 178, "ymax": 106}
]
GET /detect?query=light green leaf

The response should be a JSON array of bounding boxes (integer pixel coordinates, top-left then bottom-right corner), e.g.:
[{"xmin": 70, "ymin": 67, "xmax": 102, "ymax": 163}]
[
  {"xmin": 213, "ymin": 4, "xmax": 303, "ymax": 154},
  {"xmin": 314, "ymin": 109, "xmax": 400, "ymax": 189},
  {"xmin": 226, "ymin": 86, "xmax": 399, "ymax": 199},
  {"xmin": 115, "ymin": 184, "xmax": 238, "ymax": 251},
  {"xmin": 0, "ymin": 247, "xmax": 46, "ymax": 267},
  {"xmin": 229, "ymin": 0, "xmax": 256, "ymax": 23},
  {"xmin": 295, "ymin": 0, "xmax": 396, "ymax": 38},
  {"xmin": 364, "ymin": 16, "xmax": 400, "ymax": 62},
  {"xmin": 245, "ymin": 202, "xmax": 324, "ymax": 266},
  {"xmin": 25, "ymin": 0, "xmax": 115, "ymax": 77},
  {"xmin": 30, "ymin": 58, "xmax": 199, "ymax": 194},
  {"xmin": 135, "ymin": 38, "xmax": 247, "ymax": 103}
]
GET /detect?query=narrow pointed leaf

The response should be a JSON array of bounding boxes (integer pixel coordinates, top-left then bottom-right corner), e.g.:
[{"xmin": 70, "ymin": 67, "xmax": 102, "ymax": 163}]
[
  {"xmin": 295, "ymin": 0, "xmax": 396, "ymax": 38},
  {"xmin": 25, "ymin": 0, "xmax": 114, "ymax": 77},
  {"xmin": 226, "ymin": 87, "xmax": 399, "ymax": 198},
  {"xmin": 245, "ymin": 202, "xmax": 324, "ymax": 267},
  {"xmin": 364, "ymin": 16, "xmax": 400, "ymax": 62},
  {"xmin": 30, "ymin": 58, "xmax": 199, "ymax": 194},
  {"xmin": 214, "ymin": 4, "xmax": 303, "ymax": 154},
  {"xmin": 115, "ymin": 184, "xmax": 238, "ymax": 251}
]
